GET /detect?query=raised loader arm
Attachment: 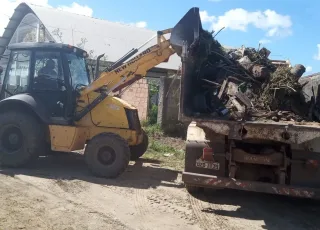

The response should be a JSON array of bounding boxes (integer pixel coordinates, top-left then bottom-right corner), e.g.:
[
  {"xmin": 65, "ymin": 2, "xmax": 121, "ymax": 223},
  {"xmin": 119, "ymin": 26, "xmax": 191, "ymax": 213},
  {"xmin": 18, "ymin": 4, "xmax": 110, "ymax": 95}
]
[
  {"xmin": 74, "ymin": 8, "xmax": 200, "ymax": 121},
  {"xmin": 79, "ymin": 29, "xmax": 175, "ymax": 96}
]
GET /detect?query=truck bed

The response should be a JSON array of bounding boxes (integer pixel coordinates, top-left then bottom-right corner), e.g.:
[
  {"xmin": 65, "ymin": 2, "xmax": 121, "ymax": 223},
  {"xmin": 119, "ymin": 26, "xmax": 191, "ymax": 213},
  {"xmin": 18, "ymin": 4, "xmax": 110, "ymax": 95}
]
[
  {"xmin": 180, "ymin": 114, "xmax": 320, "ymax": 145},
  {"xmin": 171, "ymin": 7, "xmax": 320, "ymax": 128}
]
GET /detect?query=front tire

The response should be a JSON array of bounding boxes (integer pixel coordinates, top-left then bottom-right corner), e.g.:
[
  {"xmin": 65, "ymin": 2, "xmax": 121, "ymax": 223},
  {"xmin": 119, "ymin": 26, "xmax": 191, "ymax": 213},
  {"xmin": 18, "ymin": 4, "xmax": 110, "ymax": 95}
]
[
  {"xmin": 0, "ymin": 111, "xmax": 45, "ymax": 167},
  {"xmin": 84, "ymin": 133, "xmax": 130, "ymax": 178},
  {"xmin": 130, "ymin": 130, "xmax": 149, "ymax": 160}
]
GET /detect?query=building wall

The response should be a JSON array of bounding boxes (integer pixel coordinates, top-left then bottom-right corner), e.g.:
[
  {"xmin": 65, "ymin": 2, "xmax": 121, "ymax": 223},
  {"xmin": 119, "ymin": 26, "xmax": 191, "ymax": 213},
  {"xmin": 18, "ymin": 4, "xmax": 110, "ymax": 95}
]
[
  {"xmin": 157, "ymin": 75, "xmax": 189, "ymax": 137},
  {"xmin": 120, "ymin": 79, "xmax": 149, "ymax": 121},
  {"xmin": 157, "ymin": 75, "xmax": 182, "ymax": 125}
]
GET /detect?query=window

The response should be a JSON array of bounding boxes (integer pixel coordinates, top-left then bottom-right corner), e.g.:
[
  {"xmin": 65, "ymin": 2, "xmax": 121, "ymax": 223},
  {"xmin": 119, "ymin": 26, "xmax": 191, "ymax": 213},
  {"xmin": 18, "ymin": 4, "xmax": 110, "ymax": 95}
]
[
  {"xmin": 66, "ymin": 53, "xmax": 89, "ymax": 88},
  {"xmin": 3, "ymin": 50, "xmax": 31, "ymax": 98},
  {"xmin": 10, "ymin": 13, "xmax": 54, "ymax": 44},
  {"xmin": 33, "ymin": 51, "xmax": 64, "ymax": 91},
  {"xmin": 34, "ymin": 51, "xmax": 63, "ymax": 80}
]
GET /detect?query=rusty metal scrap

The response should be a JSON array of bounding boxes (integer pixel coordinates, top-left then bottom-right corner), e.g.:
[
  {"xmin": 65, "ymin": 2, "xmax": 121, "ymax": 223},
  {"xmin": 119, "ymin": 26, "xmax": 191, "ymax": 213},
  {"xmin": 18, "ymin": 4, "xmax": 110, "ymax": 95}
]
[
  {"xmin": 190, "ymin": 31, "xmax": 317, "ymax": 122},
  {"xmin": 235, "ymin": 92, "xmax": 252, "ymax": 108}
]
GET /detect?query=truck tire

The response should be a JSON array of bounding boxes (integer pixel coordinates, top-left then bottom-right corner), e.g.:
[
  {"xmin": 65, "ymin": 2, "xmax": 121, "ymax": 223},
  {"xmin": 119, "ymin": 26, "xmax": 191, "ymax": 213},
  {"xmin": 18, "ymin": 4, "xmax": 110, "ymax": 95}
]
[
  {"xmin": 185, "ymin": 184, "xmax": 201, "ymax": 194},
  {"xmin": 84, "ymin": 133, "xmax": 130, "ymax": 178},
  {"xmin": 130, "ymin": 130, "xmax": 149, "ymax": 160},
  {"xmin": 0, "ymin": 111, "xmax": 45, "ymax": 167}
]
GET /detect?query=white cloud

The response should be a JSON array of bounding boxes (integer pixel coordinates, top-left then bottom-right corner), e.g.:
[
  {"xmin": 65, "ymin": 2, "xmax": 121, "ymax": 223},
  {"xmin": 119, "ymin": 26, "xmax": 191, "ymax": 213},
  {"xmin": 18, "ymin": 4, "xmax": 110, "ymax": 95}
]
[
  {"xmin": 200, "ymin": 11, "xmax": 216, "ymax": 23},
  {"xmin": 306, "ymin": 66, "xmax": 313, "ymax": 73},
  {"xmin": 57, "ymin": 2, "xmax": 93, "ymax": 17},
  {"xmin": 259, "ymin": 39, "xmax": 271, "ymax": 44},
  {"xmin": 314, "ymin": 44, "xmax": 320, "ymax": 60},
  {"xmin": 0, "ymin": 1, "xmax": 93, "ymax": 36},
  {"xmin": 134, "ymin": 21, "xmax": 147, "ymax": 28},
  {"xmin": 200, "ymin": 8, "xmax": 292, "ymax": 37}
]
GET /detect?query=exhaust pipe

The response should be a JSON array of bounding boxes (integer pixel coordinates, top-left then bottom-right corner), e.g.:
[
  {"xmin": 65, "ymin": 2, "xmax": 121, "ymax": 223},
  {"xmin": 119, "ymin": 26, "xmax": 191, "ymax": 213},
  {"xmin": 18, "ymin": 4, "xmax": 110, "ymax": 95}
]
[{"xmin": 95, "ymin": 53, "xmax": 105, "ymax": 80}]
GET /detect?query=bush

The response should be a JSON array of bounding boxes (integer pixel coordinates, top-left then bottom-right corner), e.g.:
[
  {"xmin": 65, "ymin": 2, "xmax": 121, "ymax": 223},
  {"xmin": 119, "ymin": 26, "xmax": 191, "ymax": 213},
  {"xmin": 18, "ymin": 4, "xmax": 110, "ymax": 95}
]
[
  {"xmin": 148, "ymin": 104, "xmax": 158, "ymax": 125},
  {"xmin": 143, "ymin": 123, "xmax": 163, "ymax": 136}
]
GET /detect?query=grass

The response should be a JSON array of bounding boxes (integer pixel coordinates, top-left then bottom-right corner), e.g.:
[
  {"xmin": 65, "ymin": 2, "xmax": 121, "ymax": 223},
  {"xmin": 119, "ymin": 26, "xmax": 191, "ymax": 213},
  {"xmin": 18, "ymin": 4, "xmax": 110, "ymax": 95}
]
[
  {"xmin": 143, "ymin": 123, "xmax": 163, "ymax": 136},
  {"xmin": 141, "ymin": 122, "xmax": 185, "ymax": 171}
]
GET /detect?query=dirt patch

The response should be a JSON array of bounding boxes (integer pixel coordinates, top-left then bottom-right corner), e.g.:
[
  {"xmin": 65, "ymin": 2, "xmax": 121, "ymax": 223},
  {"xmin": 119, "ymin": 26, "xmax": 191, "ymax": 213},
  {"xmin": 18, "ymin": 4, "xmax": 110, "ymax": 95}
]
[{"xmin": 0, "ymin": 153, "xmax": 320, "ymax": 230}]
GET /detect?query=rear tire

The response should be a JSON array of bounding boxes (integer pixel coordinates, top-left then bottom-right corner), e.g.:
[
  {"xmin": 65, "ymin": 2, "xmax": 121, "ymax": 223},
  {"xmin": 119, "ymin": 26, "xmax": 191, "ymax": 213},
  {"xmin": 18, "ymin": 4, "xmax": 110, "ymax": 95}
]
[
  {"xmin": 0, "ymin": 111, "xmax": 45, "ymax": 167},
  {"xmin": 186, "ymin": 184, "xmax": 201, "ymax": 194},
  {"xmin": 130, "ymin": 130, "xmax": 149, "ymax": 160},
  {"xmin": 84, "ymin": 133, "xmax": 130, "ymax": 178}
]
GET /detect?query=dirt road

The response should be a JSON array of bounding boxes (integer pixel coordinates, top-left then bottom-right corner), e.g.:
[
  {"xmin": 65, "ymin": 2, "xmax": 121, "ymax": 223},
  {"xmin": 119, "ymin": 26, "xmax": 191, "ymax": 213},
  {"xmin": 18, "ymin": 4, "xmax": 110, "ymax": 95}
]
[{"xmin": 0, "ymin": 153, "xmax": 320, "ymax": 230}]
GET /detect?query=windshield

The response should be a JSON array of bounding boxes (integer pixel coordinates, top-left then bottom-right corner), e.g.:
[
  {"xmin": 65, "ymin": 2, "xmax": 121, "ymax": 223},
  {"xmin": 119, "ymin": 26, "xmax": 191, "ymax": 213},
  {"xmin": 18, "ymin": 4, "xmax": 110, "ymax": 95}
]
[{"xmin": 65, "ymin": 53, "xmax": 90, "ymax": 88}]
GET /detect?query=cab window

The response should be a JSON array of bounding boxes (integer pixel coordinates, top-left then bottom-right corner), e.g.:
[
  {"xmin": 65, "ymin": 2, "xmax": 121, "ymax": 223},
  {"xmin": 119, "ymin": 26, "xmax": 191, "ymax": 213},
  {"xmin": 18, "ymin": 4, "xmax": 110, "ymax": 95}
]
[
  {"xmin": 65, "ymin": 53, "xmax": 89, "ymax": 88},
  {"xmin": 34, "ymin": 51, "xmax": 63, "ymax": 80},
  {"xmin": 3, "ymin": 50, "xmax": 31, "ymax": 98},
  {"xmin": 33, "ymin": 51, "xmax": 64, "ymax": 91}
]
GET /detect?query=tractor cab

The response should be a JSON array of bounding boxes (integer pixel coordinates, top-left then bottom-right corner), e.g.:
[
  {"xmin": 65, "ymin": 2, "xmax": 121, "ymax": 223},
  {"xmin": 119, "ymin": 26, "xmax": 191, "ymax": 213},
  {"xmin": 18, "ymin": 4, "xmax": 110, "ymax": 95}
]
[{"xmin": 0, "ymin": 42, "xmax": 91, "ymax": 122}]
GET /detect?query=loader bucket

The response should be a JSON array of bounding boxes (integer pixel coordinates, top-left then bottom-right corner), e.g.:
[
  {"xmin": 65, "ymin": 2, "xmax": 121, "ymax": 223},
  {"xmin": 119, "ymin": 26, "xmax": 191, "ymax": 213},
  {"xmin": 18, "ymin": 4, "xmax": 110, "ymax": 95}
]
[
  {"xmin": 170, "ymin": 7, "xmax": 203, "ymax": 56},
  {"xmin": 170, "ymin": 7, "xmax": 214, "ymax": 117}
]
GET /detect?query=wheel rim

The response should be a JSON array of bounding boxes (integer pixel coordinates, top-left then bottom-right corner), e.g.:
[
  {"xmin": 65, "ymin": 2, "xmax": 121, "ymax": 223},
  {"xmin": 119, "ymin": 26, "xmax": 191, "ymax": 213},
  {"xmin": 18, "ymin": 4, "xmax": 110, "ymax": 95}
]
[
  {"xmin": 97, "ymin": 146, "xmax": 116, "ymax": 165},
  {"xmin": 1, "ymin": 125, "xmax": 23, "ymax": 153}
]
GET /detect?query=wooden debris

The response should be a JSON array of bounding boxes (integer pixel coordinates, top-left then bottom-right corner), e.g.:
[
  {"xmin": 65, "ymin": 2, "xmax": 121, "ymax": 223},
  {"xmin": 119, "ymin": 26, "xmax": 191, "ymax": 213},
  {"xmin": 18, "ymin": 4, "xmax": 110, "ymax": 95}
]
[{"xmin": 218, "ymin": 79, "xmax": 228, "ymax": 99}]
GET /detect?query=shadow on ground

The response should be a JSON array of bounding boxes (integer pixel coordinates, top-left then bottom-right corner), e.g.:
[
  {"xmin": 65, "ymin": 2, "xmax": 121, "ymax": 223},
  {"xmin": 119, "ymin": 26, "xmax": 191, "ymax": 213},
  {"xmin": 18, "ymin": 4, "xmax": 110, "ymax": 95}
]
[
  {"xmin": 191, "ymin": 188, "xmax": 320, "ymax": 230},
  {"xmin": 0, "ymin": 151, "xmax": 183, "ymax": 189}
]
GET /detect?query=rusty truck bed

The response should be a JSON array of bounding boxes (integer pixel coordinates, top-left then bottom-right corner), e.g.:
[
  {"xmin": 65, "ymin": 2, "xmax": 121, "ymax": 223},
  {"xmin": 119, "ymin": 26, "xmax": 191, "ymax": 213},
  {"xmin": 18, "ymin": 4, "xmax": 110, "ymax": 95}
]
[{"xmin": 182, "ymin": 116, "xmax": 320, "ymax": 145}]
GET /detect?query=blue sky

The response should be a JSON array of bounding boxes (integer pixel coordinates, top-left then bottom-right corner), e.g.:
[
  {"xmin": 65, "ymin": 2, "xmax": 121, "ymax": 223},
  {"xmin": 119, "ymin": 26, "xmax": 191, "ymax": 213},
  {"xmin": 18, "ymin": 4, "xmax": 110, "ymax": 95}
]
[{"xmin": 1, "ymin": 0, "xmax": 320, "ymax": 75}]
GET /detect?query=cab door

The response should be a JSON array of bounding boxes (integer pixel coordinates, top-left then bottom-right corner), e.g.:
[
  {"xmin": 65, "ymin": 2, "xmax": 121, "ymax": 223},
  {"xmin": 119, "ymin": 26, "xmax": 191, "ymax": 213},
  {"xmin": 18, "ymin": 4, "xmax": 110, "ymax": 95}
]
[{"xmin": 31, "ymin": 50, "xmax": 67, "ymax": 118}]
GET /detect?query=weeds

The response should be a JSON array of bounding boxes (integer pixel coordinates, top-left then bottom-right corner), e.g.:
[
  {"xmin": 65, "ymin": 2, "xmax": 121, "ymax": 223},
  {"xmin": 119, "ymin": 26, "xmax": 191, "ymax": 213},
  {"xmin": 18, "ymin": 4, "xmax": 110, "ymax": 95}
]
[
  {"xmin": 141, "ymin": 123, "xmax": 185, "ymax": 171},
  {"xmin": 143, "ymin": 123, "xmax": 163, "ymax": 137}
]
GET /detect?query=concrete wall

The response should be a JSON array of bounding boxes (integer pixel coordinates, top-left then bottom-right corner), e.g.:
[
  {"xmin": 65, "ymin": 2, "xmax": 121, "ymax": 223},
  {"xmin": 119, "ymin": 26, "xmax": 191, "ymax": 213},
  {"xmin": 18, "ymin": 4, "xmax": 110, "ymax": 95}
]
[
  {"xmin": 157, "ymin": 75, "xmax": 189, "ymax": 137},
  {"xmin": 157, "ymin": 75, "xmax": 182, "ymax": 125},
  {"xmin": 120, "ymin": 79, "xmax": 149, "ymax": 121}
]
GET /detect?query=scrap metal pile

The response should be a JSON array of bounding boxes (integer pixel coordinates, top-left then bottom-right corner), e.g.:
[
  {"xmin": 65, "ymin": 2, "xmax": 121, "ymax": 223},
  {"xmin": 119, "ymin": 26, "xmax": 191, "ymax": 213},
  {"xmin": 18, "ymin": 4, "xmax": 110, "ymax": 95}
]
[{"xmin": 192, "ymin": 33, "xmax": 316, "ymax": 122}]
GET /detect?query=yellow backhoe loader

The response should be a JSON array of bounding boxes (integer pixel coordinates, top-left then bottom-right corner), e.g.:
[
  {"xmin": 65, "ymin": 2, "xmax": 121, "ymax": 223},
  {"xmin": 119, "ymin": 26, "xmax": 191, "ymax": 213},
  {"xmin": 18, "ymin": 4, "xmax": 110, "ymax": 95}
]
[
  {"xmin": 0, "ymin": 7, "xmax": 199, "ymax": 178},
  {"xmin": 0, "ymin": 35, "xmax": 171, "ymax": 177}
]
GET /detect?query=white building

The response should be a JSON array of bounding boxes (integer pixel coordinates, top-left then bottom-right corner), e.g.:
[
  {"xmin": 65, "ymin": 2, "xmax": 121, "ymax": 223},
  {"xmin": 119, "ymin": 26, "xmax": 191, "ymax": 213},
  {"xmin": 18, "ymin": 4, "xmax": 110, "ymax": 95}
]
[{"xmin": 0, "ymin": 2, "xmax": 181, "ymax": 78}]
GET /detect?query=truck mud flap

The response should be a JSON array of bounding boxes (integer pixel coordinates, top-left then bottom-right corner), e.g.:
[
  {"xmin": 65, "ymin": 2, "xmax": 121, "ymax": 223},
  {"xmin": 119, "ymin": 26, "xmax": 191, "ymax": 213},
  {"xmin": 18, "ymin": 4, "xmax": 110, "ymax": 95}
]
[{"xmin": 183, "ymin": 172, "xmax": 320, "ymax": 199}]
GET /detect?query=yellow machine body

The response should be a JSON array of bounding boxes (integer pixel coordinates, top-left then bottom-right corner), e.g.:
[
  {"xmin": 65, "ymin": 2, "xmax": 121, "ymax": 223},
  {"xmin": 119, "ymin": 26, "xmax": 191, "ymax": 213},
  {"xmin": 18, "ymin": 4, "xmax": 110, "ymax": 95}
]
[{"xmin": 49, "ymin": 91, "xmax": 143, "ymax": 152}]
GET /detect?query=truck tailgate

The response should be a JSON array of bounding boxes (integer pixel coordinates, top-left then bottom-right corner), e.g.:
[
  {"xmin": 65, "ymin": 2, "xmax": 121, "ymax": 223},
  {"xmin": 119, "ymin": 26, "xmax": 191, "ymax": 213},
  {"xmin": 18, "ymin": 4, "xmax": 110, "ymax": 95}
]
[{"xmin": 189, "ymin": 118, "xmax": 320, "ymax": 144}]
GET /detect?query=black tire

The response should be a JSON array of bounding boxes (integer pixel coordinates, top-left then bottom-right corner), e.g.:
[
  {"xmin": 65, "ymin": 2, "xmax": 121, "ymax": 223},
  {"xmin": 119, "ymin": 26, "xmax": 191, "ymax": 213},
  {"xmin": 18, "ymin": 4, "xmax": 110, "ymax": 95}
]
[
  {"xmin": 130, "ymin": 130, "xmax": 149, "ymax": 160},
  {"xmin": 186, "ymin": 184, "xmax": 201, "ymax": 194},
  {"xmin": 84, "ymin": 132, "xmax": 130, "ymax": 178},
  {"xmin": 0, "ymin": 111, "xmax": 45, "ymax": 167}
]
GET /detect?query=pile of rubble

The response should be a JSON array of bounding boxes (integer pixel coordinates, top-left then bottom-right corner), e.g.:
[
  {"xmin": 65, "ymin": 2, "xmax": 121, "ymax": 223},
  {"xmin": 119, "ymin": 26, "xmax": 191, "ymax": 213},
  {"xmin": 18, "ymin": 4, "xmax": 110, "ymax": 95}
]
[{"xmin": 193, "ymin": 35, "xmax": 317, "ymax": 122}]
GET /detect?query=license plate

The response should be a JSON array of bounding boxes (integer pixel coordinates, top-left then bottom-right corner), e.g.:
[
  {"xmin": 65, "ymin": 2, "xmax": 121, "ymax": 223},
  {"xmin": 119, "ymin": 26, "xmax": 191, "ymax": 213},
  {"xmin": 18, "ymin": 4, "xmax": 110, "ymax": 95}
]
[{"xmin": 196, "ymin": 159, "xmax": 220, "ymax": 170}]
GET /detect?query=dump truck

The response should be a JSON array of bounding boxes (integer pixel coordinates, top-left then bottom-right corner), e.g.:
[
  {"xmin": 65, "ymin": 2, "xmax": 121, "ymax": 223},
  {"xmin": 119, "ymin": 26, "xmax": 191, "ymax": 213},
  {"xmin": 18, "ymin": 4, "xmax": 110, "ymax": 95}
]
[{"xmin": 170, "ymin": 7, "xmax": 320, "ymax": 199}]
